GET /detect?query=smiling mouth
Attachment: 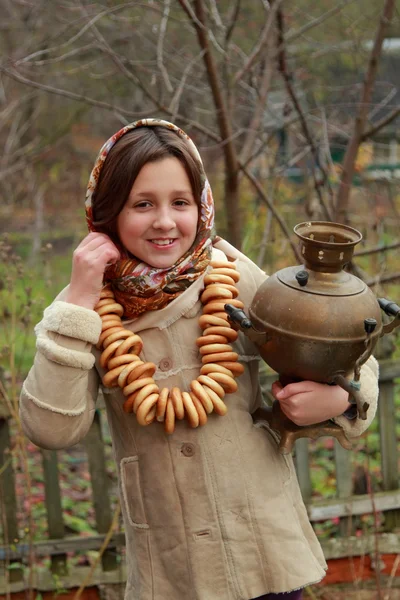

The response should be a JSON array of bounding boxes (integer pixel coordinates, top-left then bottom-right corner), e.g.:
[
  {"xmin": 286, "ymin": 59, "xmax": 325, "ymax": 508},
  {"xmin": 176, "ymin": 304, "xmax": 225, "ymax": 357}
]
[{"xmin": 149, "ymin": 239, "xmax": 176, "ymax": 247}]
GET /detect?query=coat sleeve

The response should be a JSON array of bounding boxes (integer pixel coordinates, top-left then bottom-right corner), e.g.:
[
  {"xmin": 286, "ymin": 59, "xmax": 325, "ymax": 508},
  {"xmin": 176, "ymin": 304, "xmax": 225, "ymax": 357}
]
[
  {"xmin": 331, "ymin": 355, "xmax": 379, "ymax": 438},
  {"xmin": 19, "ymin": 300, "xmax": 102, "ymax": 450}
]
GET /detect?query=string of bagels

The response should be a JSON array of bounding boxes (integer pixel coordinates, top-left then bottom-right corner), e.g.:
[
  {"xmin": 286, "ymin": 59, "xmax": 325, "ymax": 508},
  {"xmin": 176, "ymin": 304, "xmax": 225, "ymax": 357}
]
[{"xmin": 95, "ymin": 260, "xmax": 244, "ymax": 433}]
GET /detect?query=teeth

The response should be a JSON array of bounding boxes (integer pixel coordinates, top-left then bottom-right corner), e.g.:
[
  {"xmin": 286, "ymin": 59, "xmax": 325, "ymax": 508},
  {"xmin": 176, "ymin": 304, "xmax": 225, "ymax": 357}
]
[{"xmin": 151, "ymin": 239, "xmax": 174, "ymax": 246}]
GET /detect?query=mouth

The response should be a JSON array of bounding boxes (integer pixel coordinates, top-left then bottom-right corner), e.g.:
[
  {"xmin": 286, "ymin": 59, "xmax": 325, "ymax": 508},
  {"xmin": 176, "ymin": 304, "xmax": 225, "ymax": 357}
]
[{"xmin": 148, "ymin": 238, "xmax": 176, "ymax": 248}]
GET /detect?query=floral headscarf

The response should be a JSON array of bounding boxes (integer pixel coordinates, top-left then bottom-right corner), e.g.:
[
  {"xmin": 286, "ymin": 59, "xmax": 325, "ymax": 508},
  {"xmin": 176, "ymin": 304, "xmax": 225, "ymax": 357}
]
[{"xmin": 85, "ymin": 119, "xmax": 215, "ymax": 319}]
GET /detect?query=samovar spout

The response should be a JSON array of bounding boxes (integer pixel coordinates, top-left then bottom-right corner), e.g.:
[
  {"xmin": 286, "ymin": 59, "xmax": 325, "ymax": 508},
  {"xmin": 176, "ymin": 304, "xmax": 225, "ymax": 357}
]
[{"xmin": 224, "ymin": 304, "xmax": 269, "ymax": 346}]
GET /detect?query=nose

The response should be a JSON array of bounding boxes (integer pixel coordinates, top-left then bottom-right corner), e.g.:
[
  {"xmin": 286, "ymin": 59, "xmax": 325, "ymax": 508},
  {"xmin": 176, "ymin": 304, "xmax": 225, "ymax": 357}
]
[{"xmin": 153, "ymin": 207, "xmax": 176, "ymax": 231}]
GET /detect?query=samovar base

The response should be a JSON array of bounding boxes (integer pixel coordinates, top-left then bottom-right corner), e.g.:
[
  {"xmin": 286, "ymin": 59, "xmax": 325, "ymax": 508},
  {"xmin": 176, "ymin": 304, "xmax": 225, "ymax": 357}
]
[{"xmin": 252, "ymin": 401, "xmax": 352, "ymax": 455}]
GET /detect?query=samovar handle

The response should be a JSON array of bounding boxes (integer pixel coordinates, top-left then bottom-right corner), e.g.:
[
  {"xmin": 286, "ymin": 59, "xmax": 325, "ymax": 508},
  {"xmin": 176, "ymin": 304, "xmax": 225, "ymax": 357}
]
[
  {"xmin": 378, "ymin": 298, "xmax": 400, "ymax": 336},
  {"xmin": 252, "ymin": 403, "xmax": 352, "ymax": 455}
]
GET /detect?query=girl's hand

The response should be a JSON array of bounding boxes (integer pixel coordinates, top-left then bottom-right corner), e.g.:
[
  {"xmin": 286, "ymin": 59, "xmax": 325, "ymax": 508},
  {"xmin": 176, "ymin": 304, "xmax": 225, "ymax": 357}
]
[
  {"xmin": 65, "ymin": 232, "xmax": 120, "ymax": 310},
  {"xmin": 271, "ymin": 380, "xmax": 351, "ymax": 426}
]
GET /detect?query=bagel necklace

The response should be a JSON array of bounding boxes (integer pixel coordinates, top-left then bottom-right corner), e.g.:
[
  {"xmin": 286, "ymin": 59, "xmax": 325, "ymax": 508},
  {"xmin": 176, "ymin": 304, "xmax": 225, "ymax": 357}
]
[{"xmin": 94, "ymin": 260, "xmax": 244, "ymax": 434}]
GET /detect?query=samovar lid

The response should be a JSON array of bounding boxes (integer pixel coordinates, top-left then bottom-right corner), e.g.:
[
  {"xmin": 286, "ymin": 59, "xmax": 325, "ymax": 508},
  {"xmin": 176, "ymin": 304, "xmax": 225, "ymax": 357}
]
[{"xmin": 277, "ymin": 266, "xmax": 365, "ymax": 296}]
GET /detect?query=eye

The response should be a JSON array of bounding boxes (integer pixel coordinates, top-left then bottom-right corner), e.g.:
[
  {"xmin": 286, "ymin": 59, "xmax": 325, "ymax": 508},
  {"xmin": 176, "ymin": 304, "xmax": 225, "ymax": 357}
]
[
  {"xmin": 173, "ymin": 198, "xmax": 193, "ymax": 207},
  {"xmin": 133, "ymin": 200, "xmax": 152, "ymax": 209}
]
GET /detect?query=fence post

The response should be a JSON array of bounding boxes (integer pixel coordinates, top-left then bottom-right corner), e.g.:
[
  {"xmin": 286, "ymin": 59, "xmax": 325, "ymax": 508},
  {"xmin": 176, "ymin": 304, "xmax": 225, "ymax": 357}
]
[
  {"xmin": 42, "ymin": 449, "xmax": 68, "ymax": 575},
  {"xmin": 0, "ymin": 417, "xmax": 24, "ymax": 583},
  {"xmin": 378, "ymin": 359, "xmax": 400, "ymax": 531},
  {"xmin": 334, "ymin": 441, "xmax": 353, "ymax": 536},
  {"xmin": 84, "ymin": 410, "xmax": 117, "ymax": 571},
  {"xmin": 295, "ymin": 438, "xmax": 312, "ymax": 503}
]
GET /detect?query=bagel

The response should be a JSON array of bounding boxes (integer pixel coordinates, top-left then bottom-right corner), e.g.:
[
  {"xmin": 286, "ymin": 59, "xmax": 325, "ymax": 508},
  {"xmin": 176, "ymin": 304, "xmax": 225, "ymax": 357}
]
[
  {"xmin": 156, "ymin": 388, "xmax": 169, "ymax": 422},
  {"xmin": 210, "ymin": 267, "xmax": 240, "ymax": 282},
  {"xmin": 99, "ymin": 319, "xmax": 122, "ymax": 334},
  {"xmin": 102, "ymin": 363, "xmax": 127, "ymax": 388},
  {"xmin": 126, "ymin": 362, "xmax": 156, "ymax": 384},
  {"xmin": 97, "ymin": 326, "xmax": 125, "ymax": 349},
  {"xmin": 199, "ymin": 343, "xmax": 233, "ymax": 356},
  {"xmin": 197, "ymin": 375, "xmax": 225, "ymax": 398},
  {"xmin": 123, "ymin": 376, "xmax": 154, "ymax": 398},
  {"xmin": 182, "ymin": 392, "xmax": 199, "ymax": 428},
  {"xmin": 190, "ymin": 379, "xmax": 214, "ymax": 414},
  {"xmin": 117, "ymin": 360, "xmax": 144, "ymax": 388},
  {"xmin": 198, "ymin": 314, "xmax": 230, "ymax": 330},
  {"xmin": 102, "ymin": 329, "xmax": 132, "ymax": 349},
  {"xmin": 200, "ymin": 363, "xmax": 234, "ymax": 377},
  {"xmin": 204, "ymin": 273, "xmax": 236, "ymax": 286},
  {"xmin": 196, "ymin": 334, "xmax": 228, "ymax": 347},
  {"xmin": 219, "ymin": 361, "xmax": 245, "ymax": 376},
  {"xmin": 209, "ymin": 260, "xmax": 237, "ymax": 270},
  {"xmin": 99, "ymin": 291, "xmax": 115, "ymax": 301},
  {"xmin": 100, "ymin": 313, "xmax": 121, "ymax": 323},
  {"xmin": 202, "ymin": 299, "xmax": 244, "ymax": 314},
  {"xmin": 190, "ymin": 392, "xmax": 208, "ymax": 426},
  {"xmin": 99, "ymin": 340, "xmax": 123, "ymax": 369},
  {"xmin": 136, "ymin": 393, "xmax": 159, "ymax": 426},
  {"xmin": 96, "ymin": 302, "xmax": 124, "ymax": 317},
  {"xmin": 202, "ymin": 351, "xmax": 239, "ymax": 365},
  {"xmin": 107, "ymin": 354, "xmax": 141, "ymax": 370},
  {"xmin": 200, "ymin": 286, "xmax": 233, "ymax": 305},
  {"xmin": 208, "ymin": 312, "xmax": 229, "ymax": 321},
  {"xmin": 215, "ymin": 283, "xmax": 239, "ymax": 298},
  {"xmin": 202, "ymin": 385, "xmax": 228, "ymax": 416},
  {"xmin": 95, "ymin": 297, "xmax": 117, "ymax": 308},
  {"xmin": 115, "ymin": 334, "xmax": 143, "ymax": 357},
  {"xmin": 133, "ymin": 383, "xmax": 159, "ymax": 413},
  {"xmin": 171, "ymin": 387, "xmax": 185, "ymax": 420},
  {"xmin": 208, "ymin": 372, "xmax": 238, "ymax": 393},
  {"xmin": 203, "ymin": 326, "xmax": 238, "ymax": 342},
  {"xmin": 164, "ymin": 398, "xmax": 175, "ymax": 434}
]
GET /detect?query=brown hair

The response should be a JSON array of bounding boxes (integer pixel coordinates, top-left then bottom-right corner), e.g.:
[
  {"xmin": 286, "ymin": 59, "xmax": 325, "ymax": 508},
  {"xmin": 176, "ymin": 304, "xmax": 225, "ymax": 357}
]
[{"xmin": 92, "ymin": 126, "xmax": 203, "ymax": 240}]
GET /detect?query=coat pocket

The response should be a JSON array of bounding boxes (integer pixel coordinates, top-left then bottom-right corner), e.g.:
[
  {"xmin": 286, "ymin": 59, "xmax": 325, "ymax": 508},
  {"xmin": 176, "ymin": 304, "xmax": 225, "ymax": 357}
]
[{"xmin": 120, "ymin": 456, "xmax": 149, "ymax": 529}]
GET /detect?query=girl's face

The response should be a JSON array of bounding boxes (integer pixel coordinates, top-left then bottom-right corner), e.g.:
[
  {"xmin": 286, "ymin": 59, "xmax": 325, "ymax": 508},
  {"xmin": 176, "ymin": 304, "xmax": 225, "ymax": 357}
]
[{"xmin": 117, "ymin": 157, "xmax": 199, "ymax": 268}]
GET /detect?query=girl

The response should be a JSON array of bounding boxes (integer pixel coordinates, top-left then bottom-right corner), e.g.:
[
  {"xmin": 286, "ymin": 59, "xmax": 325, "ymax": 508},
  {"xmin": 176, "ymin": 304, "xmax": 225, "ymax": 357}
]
[{"xmin": 20, "ymin": 119, "xmax": 379, "ymax": 600}]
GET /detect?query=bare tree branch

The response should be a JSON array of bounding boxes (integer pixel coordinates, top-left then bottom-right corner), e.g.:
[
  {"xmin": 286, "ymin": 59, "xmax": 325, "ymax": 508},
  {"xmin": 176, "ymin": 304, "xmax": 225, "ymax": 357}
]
[
  {"xmin": 354, "ymin": 241, "xmax": 400, "ymax": 258},
  {"xmin": 239, "ymin": 49, "xmax": 275, "ymax": 165},
  {"xmin": 178, "ymin": 0, "xmax": 241, "ymax": 247},
  {"xmin": 0, "ymin": 64, "xmax": 147, "ymax": 117},
  {"xmin": 224, "ymin": 0, "xmax": 241, "ymax": 47},
  {"xmin": 233, "ymin": 0, "xmax": 282, "ymax": 86},
  {"xmin": 240, "ymin": 163, "xmax": 303, "ymax": 263},
  {"xmin": 362, "ymin": 106, "xmax": 400, "ymax": 141},
  {"xmin": 276, "ymin": 8, "xmax": 334, "ymax": 221},
  {"xmin": 335, "ymin": 0, "xmax": 396, "ymax": 222},
  {"xmin": 283, "ymin": 0, "xmax": 357, "ymax": 48},
  {"xmin": 157, "ymin": 0, "xmax": 173, "ymax": 93},
  {"xmin": 209, "ymin": 0, "xmax": 225, "ymax": 31},
  {"xmin": 169, "ymin": 50, "xmax": 206, "ymax": 120},
  {"xmin": 16, "ymin": 3, "xmax": 138, "ymax": 65},
  {"xmin": 366, "ymin": 272, "xmax": 400, "ymax": 286}
]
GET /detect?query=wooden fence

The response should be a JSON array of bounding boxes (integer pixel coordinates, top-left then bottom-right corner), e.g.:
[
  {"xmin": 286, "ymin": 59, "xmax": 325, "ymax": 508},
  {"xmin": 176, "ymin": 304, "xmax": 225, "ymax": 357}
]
[{"xmin": 0, "ymin": 359, "xmax": 399, "ymax": 594}]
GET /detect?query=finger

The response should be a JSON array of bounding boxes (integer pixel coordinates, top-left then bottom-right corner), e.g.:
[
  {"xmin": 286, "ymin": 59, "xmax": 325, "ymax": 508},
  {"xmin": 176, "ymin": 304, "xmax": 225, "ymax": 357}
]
[
  {"xmin": 73, "ymin": 242, "xmax": 120, "ymax": 269},
  {"xmin": 271, "ymin": 380, "xmax": 283, "ymax": 398},
  {"xmin": 77, "ymin": 232, "xmax": 114, "ymax": 249},
  {"xmin": 277, "ymin": 381, "xmax": 317, "ymax": 399},
  {"xmin": 79, "ymin": 235, "xmax": 120, "ymax": 257}
]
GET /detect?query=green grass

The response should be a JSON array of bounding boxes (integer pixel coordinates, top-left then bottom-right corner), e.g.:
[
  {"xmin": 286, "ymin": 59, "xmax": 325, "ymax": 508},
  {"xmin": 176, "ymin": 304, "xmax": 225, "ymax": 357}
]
[{"xmin": 0, "ymin": 235, "xmax": 74, "ymax": 378}]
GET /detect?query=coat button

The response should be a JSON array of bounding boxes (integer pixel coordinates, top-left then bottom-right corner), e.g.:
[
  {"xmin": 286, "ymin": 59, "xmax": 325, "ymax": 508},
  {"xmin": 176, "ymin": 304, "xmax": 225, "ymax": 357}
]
[
  {"xmin": 159, "ymin": 358, "xmax": 173, "ymax": 371},
  {"xmin": 181, "ymin": 443, "xmax": 195, "ymax": 457}
]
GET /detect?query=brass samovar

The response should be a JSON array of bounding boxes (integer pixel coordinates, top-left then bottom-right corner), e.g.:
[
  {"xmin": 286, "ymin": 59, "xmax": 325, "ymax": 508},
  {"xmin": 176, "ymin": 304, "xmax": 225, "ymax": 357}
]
[{"xmin": 226, "ymin": 221, "xmax": 400, "ymax": 454}]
